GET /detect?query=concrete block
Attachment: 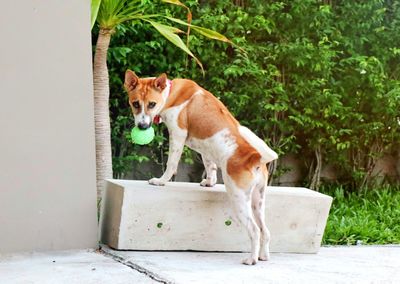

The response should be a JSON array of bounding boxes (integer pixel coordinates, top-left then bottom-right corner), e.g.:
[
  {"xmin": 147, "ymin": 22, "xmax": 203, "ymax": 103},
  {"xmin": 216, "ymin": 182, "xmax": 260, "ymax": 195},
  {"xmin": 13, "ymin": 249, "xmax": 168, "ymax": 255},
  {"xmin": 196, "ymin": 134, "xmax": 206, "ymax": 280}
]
[{"xmin": 100, "ymin": 180, "xmax": 332, "ymax": 253}]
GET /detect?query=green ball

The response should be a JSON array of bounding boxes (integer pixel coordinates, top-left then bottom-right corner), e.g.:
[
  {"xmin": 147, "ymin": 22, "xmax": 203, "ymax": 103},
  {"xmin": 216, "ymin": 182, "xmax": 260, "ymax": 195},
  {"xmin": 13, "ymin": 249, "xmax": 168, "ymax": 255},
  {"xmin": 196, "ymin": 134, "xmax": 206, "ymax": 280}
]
[{"xmin": 131, "ymin": 126, "xmax": 155, "ymax": 145}]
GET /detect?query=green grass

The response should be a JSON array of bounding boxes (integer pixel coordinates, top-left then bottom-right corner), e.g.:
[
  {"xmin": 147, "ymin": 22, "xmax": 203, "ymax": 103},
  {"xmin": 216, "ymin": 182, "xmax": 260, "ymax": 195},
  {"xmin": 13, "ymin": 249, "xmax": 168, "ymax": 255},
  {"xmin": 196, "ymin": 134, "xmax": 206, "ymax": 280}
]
[{"xmin": 321, "ymin": 186, "xmax": 400, "ymax": 245}]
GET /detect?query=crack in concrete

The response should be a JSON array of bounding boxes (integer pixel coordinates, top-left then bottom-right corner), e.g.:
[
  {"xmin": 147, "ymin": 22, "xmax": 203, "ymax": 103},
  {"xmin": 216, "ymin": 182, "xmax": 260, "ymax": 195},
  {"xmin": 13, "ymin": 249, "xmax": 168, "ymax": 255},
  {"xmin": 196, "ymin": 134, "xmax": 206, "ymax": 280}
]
[{"xmin": 100, "ymin": 247, "xmax": 173, "ymax": 284}]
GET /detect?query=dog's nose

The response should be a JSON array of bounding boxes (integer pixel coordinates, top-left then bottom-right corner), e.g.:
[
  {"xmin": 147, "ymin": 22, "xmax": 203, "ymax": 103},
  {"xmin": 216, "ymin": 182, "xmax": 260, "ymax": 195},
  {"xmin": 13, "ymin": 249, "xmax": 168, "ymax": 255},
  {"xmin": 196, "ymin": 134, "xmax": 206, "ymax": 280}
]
[{"xmin": 138, "ymin": 122, "xmax": 150, "ymax": 130}]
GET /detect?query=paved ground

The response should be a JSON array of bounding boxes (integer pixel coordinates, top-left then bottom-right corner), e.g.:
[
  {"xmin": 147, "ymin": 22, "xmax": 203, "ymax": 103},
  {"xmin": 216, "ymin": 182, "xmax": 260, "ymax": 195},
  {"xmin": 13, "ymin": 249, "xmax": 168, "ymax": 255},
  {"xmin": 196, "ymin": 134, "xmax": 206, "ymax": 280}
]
[
  {"xmin": 103, "ymin": 246, "xmax": 400, "ymax": 284},
  {"xmin": 0, "ymin": 249, "xmax": 156, "ymax": 284},
  {"xmin": 1, "ymin": 246, "xmax": 400, "ymax": 283}
]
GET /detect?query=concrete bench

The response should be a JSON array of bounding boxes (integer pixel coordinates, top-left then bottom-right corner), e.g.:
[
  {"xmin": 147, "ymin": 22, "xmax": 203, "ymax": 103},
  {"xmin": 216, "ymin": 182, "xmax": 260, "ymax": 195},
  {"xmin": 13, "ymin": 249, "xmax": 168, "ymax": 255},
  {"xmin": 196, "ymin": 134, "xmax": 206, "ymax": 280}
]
[{"xmin": 100, "ymin": 180, "xmax": 332, "ymax": 253}]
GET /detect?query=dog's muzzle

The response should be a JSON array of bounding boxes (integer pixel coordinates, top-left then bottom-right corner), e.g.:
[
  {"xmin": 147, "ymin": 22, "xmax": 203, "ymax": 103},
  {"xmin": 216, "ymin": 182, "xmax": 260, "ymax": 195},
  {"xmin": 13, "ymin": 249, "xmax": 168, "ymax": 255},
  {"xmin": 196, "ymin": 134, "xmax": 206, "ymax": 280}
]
[{"xmin": 137, "ymin": 122, "xmax": 151, "ymax": 130}]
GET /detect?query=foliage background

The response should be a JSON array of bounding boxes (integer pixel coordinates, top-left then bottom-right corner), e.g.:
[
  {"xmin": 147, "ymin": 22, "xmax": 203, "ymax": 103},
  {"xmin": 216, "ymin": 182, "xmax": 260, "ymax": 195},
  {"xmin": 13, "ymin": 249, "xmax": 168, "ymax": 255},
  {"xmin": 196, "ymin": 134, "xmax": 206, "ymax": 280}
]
[{"xmin": 92, "ymin": 0, "xmax": 400, "ymax": 190}]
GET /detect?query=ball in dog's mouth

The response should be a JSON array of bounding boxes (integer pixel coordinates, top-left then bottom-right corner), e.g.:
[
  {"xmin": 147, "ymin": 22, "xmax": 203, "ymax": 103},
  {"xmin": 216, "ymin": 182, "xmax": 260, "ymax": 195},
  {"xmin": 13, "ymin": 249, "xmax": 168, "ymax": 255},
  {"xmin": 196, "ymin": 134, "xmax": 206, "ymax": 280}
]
[{"xmin": 131, "ymin": 126, "xmax": 155, "ymax": 145}]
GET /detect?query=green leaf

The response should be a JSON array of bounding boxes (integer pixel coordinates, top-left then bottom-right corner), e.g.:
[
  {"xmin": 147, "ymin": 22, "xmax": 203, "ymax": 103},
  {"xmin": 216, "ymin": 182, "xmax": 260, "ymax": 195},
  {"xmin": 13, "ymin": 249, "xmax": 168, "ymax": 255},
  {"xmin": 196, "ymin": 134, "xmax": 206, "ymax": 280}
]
[
  {"xmin": 91, "ymin": 0, "xmax": 102, "ymax": 29},
  {"xmin": 161, "ymin": 0, "xmax": 188, "ymax": 9},
  {"xmin": 97, "ymin": 0, "xmax": 143, "ymax": 29},
  {"xmin": 165, "ymin": 16, "xmax": 231, "ymax": 44},
  {"xmin": 145, "ymin": 19, "xmax": 204, "ymax": 74}
]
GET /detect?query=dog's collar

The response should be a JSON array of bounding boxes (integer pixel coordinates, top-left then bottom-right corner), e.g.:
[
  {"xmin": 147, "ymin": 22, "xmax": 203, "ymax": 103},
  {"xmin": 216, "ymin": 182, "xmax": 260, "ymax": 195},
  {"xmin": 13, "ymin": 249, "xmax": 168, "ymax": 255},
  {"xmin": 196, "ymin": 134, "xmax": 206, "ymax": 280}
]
[
  {"xmin": 153, "ymin": 115, "xmax": 162, "ymax": 124},
  {"xmin": 153, "ymin": 80, "xmax": 172, "ymax": 125}
]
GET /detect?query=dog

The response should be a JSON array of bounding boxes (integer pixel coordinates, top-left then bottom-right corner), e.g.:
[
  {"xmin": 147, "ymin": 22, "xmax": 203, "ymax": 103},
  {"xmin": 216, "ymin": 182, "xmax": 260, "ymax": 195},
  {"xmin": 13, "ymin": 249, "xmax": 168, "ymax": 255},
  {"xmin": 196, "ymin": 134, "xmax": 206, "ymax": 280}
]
[{"xmin": 124, "ymin": 70, "xmax": 278, "ymax": 265}]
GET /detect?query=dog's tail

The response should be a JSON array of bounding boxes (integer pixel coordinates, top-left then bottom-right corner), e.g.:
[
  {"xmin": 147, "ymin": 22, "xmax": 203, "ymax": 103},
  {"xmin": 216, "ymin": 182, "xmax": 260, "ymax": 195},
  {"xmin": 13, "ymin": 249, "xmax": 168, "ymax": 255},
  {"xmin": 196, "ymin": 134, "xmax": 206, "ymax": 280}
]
[{"xmin": 238, "ymin": 126, "xmax": 278, "ymax": 164}]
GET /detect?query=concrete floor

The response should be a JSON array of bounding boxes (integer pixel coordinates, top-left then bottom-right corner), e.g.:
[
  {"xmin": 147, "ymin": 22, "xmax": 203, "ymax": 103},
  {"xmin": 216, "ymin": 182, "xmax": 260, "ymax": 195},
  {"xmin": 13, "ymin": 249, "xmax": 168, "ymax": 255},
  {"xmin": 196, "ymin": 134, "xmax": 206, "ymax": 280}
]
[
  {"xmin": 1, "ymin": 246, "xmax": 399, "ymax": 284},
  {"xmin": 102, "ymin": 246, "xmax": 400, "ymax": 284},
  {"xmin": 0, "ymin": 249, "xmax": 156, "ymax": 284}
]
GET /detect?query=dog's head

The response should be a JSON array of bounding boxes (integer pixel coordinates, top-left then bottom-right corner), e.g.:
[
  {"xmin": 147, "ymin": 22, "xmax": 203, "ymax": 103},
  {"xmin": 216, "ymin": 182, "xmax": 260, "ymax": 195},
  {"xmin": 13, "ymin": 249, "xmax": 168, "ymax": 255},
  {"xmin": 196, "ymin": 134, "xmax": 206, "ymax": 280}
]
[{"xmin": 124, "ymin": 70, "xmax": 169, "ymax": 129}]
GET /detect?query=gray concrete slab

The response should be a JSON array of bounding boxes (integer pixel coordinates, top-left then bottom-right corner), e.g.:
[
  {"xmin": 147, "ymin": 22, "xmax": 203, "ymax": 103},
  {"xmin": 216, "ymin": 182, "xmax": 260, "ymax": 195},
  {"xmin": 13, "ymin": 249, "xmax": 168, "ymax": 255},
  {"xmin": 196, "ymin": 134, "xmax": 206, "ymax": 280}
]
[
  {"xmin": 102, "ymin": 245, "xmax": 400, "ymax": 284},
  {"xmin": 0, "ymin": 249, "xmax": 156, "ymax": 284},
  {"xmin": 1, "ymin": 246, "xmax": 399, "ymax": 284}
]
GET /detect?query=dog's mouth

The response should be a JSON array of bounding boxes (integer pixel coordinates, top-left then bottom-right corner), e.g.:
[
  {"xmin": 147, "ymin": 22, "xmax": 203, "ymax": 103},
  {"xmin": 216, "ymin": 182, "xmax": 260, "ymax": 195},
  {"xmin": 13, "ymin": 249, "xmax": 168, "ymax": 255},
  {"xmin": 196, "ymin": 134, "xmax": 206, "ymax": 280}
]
[
  {"xmin": 134, "ymin": 114, "xmax": 162, "ymax": 129},
  {"xmin": 137, "ymin": 122, "xmax": 152, "ymax": 130}
]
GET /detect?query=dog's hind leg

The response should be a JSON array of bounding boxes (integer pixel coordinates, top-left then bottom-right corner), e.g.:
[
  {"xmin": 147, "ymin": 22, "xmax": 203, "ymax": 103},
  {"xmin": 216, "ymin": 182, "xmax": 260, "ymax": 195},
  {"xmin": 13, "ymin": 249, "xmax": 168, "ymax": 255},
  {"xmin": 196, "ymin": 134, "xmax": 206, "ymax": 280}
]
[
  {"xmin": 225, "ymin": 178, "xmax": 260, "ymax": 265},
  {"xmin": 252, "ymin": 179, "xmax": 270, "ymax": 261},
  {"xmin": 200, "ymin": 155, "xmax": 217, "ymax": 187}
]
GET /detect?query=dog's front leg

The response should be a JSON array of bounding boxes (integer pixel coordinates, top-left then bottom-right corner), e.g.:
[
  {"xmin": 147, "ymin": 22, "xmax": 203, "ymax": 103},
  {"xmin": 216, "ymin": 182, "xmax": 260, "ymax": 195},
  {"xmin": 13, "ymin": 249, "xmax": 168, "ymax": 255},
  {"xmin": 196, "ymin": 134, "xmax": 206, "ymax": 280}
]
[
  {"xmin": 149, "ymin": 133, "xmax": 186, "ymax": 186},
  {"xmin": 200, "ymin": 155, "xmax": 217, "ymax": 187}
]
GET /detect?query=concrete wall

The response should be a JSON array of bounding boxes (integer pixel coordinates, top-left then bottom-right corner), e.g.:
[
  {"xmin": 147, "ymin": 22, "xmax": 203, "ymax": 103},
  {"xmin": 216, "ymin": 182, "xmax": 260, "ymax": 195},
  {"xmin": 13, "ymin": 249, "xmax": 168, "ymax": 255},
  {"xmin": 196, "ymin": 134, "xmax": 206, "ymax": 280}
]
[{"xmin": 0, "ymin": 0, "xmax": 98, "ymax": 253}]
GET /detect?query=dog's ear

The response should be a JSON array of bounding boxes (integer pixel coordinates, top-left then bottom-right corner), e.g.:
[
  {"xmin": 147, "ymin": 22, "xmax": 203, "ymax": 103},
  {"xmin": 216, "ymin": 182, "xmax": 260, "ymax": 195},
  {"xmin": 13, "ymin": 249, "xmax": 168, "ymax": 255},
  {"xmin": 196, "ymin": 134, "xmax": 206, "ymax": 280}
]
[
  {"xmin": 124, "ymin": 70, "xmax": 139, "ymax": 91},
  {"xmin": 154, "ymin": 73, "xmax": 168, "ymax": 90}
]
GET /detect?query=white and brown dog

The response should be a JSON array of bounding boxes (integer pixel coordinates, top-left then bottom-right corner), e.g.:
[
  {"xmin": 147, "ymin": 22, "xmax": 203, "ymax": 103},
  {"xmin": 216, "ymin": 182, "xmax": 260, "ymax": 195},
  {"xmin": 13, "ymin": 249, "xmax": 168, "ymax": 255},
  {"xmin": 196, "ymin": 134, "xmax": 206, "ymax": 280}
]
[{"xmin": 124, "ymin": 70, "xmax": 278, "ymax": 265}]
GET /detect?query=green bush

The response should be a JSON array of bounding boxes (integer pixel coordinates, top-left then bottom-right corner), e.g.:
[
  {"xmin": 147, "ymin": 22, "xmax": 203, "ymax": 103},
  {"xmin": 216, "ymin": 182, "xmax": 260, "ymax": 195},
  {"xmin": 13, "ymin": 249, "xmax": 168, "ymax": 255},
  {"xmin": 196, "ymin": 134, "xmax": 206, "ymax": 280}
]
[
  {"xmin": 322, "ymin": 186, "xmax": 400, "ymax": 245},
  {"xmin": 98, "ymin": 0, "xmax": 400, "ymax": 189}
]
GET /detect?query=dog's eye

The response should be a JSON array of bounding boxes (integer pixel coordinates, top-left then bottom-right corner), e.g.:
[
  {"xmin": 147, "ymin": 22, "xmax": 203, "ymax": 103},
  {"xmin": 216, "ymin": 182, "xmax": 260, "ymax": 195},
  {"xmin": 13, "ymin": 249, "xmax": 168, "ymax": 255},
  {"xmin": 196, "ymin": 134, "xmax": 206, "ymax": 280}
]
[
  {"xmin": 148, "ymin": 102, "xmax": 156, "ymax": 109},
  {"xmin": 132, "ymin": 101, "xmax": 140, "ymax": 108}
]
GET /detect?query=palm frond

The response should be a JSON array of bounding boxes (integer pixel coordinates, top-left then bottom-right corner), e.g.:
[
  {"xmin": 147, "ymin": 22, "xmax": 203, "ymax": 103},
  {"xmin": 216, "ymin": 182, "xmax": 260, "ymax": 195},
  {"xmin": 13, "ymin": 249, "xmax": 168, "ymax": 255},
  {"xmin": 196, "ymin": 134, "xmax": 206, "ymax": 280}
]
[
  {"xmin": 165, "ymin": 16, "xmax": 232, "ymax": 44},
  {"xmin": 91, "ymin": 0, "xmax": 102, "ymax": 29},
  {"xmin": 97, "ymin": 0, "xmax": 143, "ymax": 29},
  {"xmin": 161, "ymin": 0, "xmax": 188, "ymax": 9},
  {"xmin": 144, "ymin": 19, "xmax": 204, "ymax": 74},
  {"xmin": 161, "ymin": 0, "xmax": 192, "ymax": 48}
]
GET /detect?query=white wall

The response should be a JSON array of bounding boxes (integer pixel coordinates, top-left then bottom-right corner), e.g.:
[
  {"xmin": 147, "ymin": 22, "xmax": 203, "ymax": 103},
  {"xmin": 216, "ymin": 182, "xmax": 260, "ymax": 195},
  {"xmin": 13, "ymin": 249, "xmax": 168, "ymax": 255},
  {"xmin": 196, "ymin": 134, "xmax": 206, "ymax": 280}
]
[{"xmin": 0, "ymin": 0, "xmax": 98, "ymax": 253}]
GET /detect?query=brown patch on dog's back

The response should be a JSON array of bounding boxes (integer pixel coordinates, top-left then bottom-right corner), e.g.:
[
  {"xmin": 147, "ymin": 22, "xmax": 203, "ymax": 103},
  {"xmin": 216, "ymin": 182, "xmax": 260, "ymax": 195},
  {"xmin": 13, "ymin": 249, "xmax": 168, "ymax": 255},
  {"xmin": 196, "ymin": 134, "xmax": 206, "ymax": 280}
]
[
  {"xmin": 177, "ymin": 105, "xmax": 188, "ymax": 129},
  {"xmin": 163, "ymin": 79, "xmax": 200, "ymax": 110},
  {"xmin": 173, "ymin": 81, "xmax": 239, "ymax": 138}
]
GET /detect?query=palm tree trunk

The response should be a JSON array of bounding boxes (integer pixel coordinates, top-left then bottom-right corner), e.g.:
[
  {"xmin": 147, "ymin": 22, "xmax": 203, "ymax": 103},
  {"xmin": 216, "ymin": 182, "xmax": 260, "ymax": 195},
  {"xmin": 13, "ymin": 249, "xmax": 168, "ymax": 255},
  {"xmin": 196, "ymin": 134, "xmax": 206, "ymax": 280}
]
[{"xmin": 93, "ymin": 28, "xmax": 113, "ymax": 198}]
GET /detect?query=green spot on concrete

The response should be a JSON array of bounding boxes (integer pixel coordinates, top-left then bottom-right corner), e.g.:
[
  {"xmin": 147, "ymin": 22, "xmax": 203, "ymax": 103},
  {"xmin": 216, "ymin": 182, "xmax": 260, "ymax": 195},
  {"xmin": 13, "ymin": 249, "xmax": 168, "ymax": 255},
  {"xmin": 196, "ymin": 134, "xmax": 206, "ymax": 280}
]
[
  {"xmin": 157, "ymin": 222, "xmax": 163, "ymax": 228},
  {"xmin": 225, "ymin": 220, "xmax": 232, "ymax": 226}
]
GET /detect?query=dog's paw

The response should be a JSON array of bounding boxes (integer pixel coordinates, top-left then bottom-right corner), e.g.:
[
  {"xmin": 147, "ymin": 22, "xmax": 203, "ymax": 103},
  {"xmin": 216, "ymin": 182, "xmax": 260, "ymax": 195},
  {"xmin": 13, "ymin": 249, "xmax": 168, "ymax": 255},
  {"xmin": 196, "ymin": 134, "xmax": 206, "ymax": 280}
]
[
  {"xmin": 259, "ymin": 249, "xmax": 270, "ymax": 261},
  {"xmin": 200, "ymin": 179, "xmax": 216, "ymax": 187},
  {"xmin": 241, "ymin": 257, "xmax": 258, "ymax": 265},
  {"xmin": 258, "ymin": 254, "xmax": 270, "ymax": 261},
  {"xmin": 148, "ymin": 178, "xmax": 166, "ymax": 186}
]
